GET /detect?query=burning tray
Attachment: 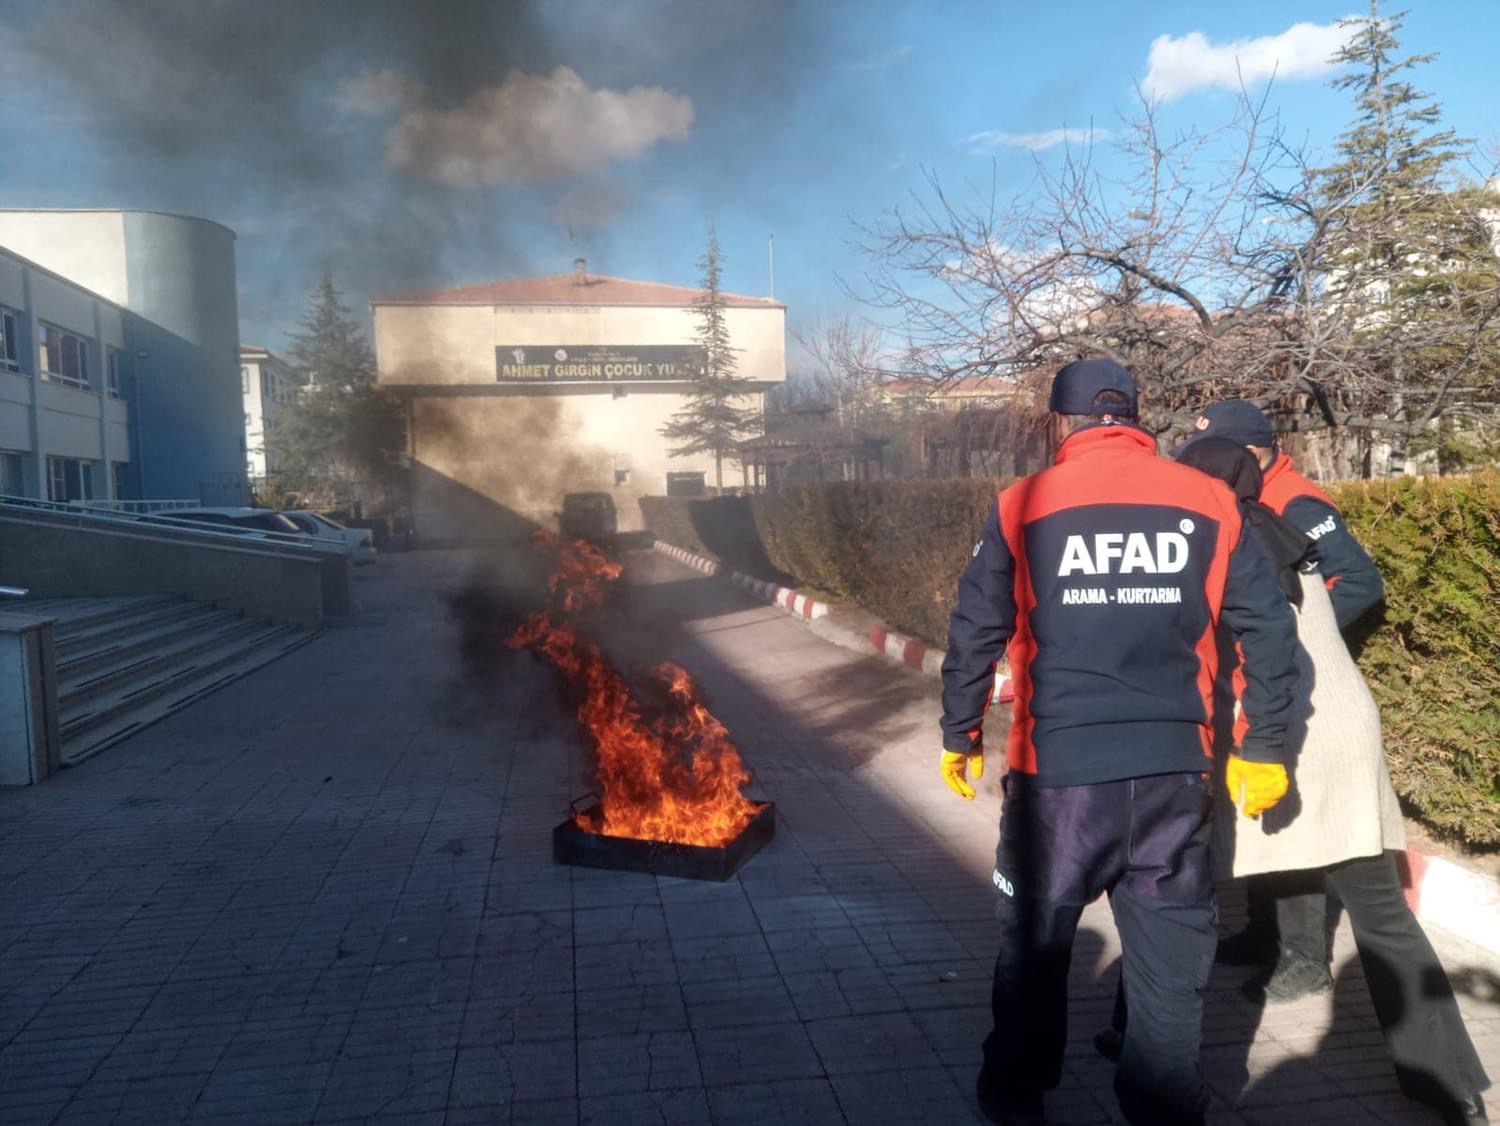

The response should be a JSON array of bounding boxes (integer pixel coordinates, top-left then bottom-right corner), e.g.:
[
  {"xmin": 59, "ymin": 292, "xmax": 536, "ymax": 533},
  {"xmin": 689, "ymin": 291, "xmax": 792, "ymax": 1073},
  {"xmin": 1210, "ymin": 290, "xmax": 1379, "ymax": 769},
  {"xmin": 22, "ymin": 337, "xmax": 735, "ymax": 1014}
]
[{"xmin": 553, "ymin": 799, "xmax": 775, "ymax": 882}]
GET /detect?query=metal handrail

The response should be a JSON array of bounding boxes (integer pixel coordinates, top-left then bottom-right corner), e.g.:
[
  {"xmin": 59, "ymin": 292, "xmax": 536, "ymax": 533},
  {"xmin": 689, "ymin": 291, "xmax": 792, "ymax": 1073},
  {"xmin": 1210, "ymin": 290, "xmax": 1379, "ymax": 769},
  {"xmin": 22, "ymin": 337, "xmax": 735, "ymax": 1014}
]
[
  {"xmin": 0, "ymin": 494, "xmax": 346, "ymax": 559},
  {"xmin": 74, "ymin": 498, "xmax": 198, "ymax": 514}
]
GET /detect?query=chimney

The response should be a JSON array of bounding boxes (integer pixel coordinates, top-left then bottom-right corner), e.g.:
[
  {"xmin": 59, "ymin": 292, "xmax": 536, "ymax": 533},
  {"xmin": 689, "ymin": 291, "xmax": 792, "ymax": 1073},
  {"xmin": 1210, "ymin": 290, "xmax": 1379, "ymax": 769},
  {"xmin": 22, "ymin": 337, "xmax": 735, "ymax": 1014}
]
[{"xmin": 573, "ymin": 257, "xmax": 587, "ymax": 285}]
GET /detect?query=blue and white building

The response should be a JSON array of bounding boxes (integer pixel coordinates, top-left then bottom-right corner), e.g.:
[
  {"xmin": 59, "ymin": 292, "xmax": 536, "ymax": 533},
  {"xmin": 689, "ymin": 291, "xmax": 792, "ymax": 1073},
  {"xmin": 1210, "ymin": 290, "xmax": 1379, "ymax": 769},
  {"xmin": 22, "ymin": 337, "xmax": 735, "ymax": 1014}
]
[{"xmin": 0, "ymin": 209, "xmax": 247, "ymax": 505}]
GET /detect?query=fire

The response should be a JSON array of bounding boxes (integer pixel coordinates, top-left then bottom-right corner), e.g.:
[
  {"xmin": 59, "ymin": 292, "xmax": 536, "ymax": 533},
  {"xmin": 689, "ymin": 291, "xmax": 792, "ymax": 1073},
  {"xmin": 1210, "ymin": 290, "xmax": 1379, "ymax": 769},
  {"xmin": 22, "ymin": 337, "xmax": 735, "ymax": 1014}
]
[{"xmin": 509, "ymin": 533, "xmax": 758, "ymax": 847}]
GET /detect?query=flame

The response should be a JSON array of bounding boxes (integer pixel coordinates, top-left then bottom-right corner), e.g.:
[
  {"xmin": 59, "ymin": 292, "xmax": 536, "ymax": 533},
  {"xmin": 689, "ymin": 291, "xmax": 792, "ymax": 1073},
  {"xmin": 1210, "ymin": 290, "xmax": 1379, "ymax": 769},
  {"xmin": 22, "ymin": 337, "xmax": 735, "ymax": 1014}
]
[{"xmin": 509, "ymin": 533, "xmax": 758, "ymax": 846}]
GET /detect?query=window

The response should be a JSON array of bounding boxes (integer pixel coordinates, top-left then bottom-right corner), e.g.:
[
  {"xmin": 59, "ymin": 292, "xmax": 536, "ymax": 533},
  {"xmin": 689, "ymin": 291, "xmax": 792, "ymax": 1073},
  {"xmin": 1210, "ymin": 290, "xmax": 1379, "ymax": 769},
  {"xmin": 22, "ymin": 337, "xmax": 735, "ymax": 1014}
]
[
  {"xmin": 40, "ymin": 324, "xmax": 90, "ymax": 389},
  {"xmin": 111, "ymin": 461, "xmax": 129, "ymax": 500},
  {"xmin": 0, "ymin": 308, "xmax": 19, "ymax": 372},
  {"xmin": 106, "ymin": 348, "xmax": 122, "ymax": 398},
  {"xmin": 47, "ymin": 457, "xmax": 94, "ymax": 502},
  {"xmin": 1, "ymin": 450, "xmax": 23, "ymax": 495},
  {"xmin": 241, "ymin": 365, "xmax": 250, "ymax": 394}
]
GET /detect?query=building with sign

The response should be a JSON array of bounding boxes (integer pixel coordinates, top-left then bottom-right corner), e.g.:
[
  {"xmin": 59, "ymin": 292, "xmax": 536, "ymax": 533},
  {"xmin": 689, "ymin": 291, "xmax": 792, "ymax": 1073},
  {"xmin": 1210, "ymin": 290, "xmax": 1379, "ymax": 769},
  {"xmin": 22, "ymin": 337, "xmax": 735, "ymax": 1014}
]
[{"xmin": 371, "ymin": 261, "xmax": 786, "ymax": 539}]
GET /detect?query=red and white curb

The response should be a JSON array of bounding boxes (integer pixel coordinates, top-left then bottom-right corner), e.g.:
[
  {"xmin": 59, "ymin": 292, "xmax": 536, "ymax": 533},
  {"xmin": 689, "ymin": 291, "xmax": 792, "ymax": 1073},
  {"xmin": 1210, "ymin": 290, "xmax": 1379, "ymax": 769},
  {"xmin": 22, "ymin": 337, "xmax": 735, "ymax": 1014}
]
[
  {"xmin": 651, "ymin": 540, "xmax": 829, "ymax": 621},
  {"xmin": 729, "ymin": 572, "xmax": 828, "ymax": 621},
  {"xmin": 868, "ymin": 623, "xmax": 946, "ymax": 677},
  {"xmin": 1400, "ymin": 847, "xmax": 1500, "ymax": 954},
  {"xmin": 651, "ymin": 538, "xmax": 1011, "ymax": 701},
  {"xmin": 653, "ymin": 541, "xmax": 721, "ymax": 577}
]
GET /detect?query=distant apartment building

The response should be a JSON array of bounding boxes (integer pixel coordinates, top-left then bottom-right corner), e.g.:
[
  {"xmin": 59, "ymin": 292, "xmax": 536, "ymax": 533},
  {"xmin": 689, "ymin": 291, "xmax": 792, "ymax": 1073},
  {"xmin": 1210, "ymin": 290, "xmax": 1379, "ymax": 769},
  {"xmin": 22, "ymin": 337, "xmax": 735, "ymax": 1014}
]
[
  {"xmin": 239, "ymin": 345, "xmax": 300, "ymax": 481},
  {"xmin": 0, "ymin": 209, "xmax": 247, "ymax": 505},
  {"xmin": 879, "ymin": 374, "xmax": 1028, "ymax": 413}
]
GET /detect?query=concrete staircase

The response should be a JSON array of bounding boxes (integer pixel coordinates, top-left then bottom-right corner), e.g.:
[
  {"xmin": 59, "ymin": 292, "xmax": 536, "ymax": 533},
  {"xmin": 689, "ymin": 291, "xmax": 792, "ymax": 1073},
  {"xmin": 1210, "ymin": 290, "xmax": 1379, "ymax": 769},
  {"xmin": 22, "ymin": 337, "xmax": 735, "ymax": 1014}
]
[{"xmin": 18, "ymin": 595, "xmax": 314, "ymax": 765}]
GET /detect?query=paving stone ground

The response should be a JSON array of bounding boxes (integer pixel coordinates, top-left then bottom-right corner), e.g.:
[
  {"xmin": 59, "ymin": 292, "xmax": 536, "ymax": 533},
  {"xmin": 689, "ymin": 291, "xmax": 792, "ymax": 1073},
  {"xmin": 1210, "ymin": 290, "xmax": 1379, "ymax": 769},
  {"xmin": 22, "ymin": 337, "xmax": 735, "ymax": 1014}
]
[{"xmin": 0, "ymin": 547, "xmax": 1495, "ymax": 1125}]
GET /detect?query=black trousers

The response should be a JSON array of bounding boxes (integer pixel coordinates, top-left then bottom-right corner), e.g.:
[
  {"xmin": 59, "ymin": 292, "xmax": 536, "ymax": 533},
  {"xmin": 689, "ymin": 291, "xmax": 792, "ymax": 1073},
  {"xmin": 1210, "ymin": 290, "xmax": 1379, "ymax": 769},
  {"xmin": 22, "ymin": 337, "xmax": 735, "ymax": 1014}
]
[
  {"xmin": 1113, "ymin": 851, "xmax": 1489, "ymax": 1110},
  {"xmin": 1242, "ymin": 867, "xmax": 1329, "ymax": 967},
  {"xmin": 980, "ymin": 771, "xmax": 1217, "ymax": 1126},
  {"xmin": 1327, "ymin": 852, "xmax": 1488, "ymax": 1106}
]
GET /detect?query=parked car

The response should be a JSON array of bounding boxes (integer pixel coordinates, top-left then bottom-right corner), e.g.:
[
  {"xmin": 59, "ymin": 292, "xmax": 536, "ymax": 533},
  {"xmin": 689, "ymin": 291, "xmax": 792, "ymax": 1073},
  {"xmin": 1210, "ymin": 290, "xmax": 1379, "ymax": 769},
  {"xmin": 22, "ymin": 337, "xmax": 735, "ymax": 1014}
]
[
  {"xmin": 149, "ymin": 507, "xmax": 347, "ymax": 556},
  {"xmin": 281, "ymin": 511, "xmax": 377, "ymax": 565},
  {"xmin": 153, "ymin": 507, "xmax": 306, "ymax": 536},
  {"xmin": 558, "ymin": 492, "xmax": 617, "ymax": 547}
]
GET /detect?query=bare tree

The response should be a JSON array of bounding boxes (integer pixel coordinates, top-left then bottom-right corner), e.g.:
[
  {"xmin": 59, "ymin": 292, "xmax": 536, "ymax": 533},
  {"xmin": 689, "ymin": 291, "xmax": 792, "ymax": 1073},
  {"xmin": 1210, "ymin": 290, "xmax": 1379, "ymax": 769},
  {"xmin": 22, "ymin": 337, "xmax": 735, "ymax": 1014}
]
[
  {"xmin": 790, "ymin": 315, "xmax": 891, "ymax": 433},
  {"xmin": 857, "ymin": 90, "xmax": 1316, "ymax": 438}
]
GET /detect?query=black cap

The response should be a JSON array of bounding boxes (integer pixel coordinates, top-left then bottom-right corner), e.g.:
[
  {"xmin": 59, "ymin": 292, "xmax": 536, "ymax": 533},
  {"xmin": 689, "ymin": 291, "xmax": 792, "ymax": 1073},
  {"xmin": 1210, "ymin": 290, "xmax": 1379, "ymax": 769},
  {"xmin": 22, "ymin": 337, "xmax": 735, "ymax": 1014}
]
[
  {"xmin": 1048, "ymin": 358, "xmax": 1138, "ymax": 417},
  {"xmin": 1186, "ymin": 399, "xmax": 1275, "ymax": 447}
]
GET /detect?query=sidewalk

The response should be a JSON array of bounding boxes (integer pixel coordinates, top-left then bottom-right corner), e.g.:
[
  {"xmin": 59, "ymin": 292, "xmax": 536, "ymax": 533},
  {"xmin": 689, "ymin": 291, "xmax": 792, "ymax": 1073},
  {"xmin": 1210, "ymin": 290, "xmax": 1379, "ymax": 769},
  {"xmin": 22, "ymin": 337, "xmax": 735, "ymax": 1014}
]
[{"xmin": 0, "ymin": 548, "xmax": 1494, "ymax": 1124}]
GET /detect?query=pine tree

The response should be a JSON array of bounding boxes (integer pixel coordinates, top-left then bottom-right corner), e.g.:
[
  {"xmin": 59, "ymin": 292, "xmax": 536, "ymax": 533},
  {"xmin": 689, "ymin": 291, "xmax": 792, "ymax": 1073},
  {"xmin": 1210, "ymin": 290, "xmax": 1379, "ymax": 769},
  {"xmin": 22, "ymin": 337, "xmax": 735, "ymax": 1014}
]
[
  {"xmin": 286, "ymin": 270, "xmax": 377, "ymax": 392},
  {"xmin": 660, "ymin": 228, "xmax": 760, "ymax": 490},
  {"xmin": 1315, "ymin": 1, "xmax": 1500, "ymax": 472},
  {"xmin": 269, "ymin": 270, "xmax": 405, "ymax": 499},
  {"xmin": 1320, "ymin": 3, "xmax": 1461, "ymax": 207}
]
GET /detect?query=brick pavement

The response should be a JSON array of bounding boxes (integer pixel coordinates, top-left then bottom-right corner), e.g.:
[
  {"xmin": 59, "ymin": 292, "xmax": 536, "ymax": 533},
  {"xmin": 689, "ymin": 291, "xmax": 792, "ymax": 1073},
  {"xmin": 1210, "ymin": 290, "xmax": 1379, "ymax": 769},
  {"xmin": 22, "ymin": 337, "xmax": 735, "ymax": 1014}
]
[{"xmin": 0, "ymin": 548, "xmax": 1494, "ymax": 1125}]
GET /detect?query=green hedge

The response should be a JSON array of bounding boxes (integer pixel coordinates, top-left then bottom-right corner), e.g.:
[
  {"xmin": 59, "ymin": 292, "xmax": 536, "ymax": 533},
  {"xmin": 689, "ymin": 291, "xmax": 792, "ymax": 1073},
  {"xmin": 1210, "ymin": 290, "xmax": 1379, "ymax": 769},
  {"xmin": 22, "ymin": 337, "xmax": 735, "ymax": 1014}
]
[
  {"xmin": 754, "ymin": 481, "xmax": 1001, "ymax": 644},
  {"xmin": 640, "ymin": 472, "xmax": 1500, "ymax": 846},
  {"xmin": 1331, "ymin": 474, "xmax": 1500, "ymax": 845}
]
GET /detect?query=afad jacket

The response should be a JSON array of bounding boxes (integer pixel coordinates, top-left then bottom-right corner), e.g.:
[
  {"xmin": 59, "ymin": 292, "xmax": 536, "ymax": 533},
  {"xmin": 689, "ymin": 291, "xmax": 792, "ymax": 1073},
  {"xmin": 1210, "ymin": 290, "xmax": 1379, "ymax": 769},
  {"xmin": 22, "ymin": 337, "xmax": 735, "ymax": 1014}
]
[
  {"xmin": 1259, "ymin": 452, "xmax": 1384, "ymax": 629},
  {"xmin": 940, "ymin": 423, "xmax": 1299, "ymax": 787}
]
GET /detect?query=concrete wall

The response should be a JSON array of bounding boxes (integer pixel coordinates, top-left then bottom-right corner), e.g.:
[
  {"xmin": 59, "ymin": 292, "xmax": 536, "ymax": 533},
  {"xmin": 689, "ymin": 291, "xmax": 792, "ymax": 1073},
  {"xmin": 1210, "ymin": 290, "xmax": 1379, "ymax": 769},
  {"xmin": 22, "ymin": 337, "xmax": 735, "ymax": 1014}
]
[
  {"xmin": 374, "ymin": 299, "xmax": 785, "ymax": 537},
  {"xmin": 0, "ymin": 613, "xmax": 60, "ymax": 785},
  {"xmin": 0, "ymin": 513, "xmax": 343, "ymax": 629},
  {"xmin": 0, "ymin": 211, "xmax": 246, "ymax": 505}
]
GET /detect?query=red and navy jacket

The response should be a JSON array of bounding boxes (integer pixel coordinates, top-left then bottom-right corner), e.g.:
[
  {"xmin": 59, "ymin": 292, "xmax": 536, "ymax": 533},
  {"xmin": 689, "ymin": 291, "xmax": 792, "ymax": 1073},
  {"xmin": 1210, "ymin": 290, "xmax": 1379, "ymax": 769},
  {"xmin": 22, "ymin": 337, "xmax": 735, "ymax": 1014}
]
[
  {"xmin": 940, "ymin": 423, "xmax": 1299, "ymax": 787},
  {"xmin": 1260, "ymin": 452, "xmax": 1383, "ymax": 630}
]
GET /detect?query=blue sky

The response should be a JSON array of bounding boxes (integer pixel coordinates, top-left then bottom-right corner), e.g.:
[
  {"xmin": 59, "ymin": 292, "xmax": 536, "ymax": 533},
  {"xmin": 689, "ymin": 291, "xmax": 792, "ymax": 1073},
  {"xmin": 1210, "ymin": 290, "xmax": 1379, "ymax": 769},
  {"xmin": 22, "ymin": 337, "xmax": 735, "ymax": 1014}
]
[{"xmin": 2, "ymin": 0, "xmax": 1496, "ymax": 359}]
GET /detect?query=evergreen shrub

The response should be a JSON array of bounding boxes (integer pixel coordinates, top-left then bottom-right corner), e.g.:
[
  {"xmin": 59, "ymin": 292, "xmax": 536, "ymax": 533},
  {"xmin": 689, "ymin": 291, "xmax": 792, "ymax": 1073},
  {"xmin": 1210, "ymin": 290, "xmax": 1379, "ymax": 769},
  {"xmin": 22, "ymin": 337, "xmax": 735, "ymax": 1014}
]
[{"xmin": 1330, "ymin": 473, "xmax": 1500, "ymax": 845}]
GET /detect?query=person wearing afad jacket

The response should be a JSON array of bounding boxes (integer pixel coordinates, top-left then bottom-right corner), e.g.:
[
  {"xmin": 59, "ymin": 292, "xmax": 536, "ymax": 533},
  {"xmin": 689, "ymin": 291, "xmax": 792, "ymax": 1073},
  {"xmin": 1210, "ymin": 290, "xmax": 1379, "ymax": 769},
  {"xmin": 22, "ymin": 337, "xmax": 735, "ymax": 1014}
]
[
  {"xmin": 939, "ymin": 359, "xmax": 1299, "ymax": 1126},
  {"xmin": 1177, "ymin": 399, "xmax": 1386, "ymax": 1003},
  {"xmin": 1113, "ymin": 439, "xmax": 1486, "ymax": 1126}
]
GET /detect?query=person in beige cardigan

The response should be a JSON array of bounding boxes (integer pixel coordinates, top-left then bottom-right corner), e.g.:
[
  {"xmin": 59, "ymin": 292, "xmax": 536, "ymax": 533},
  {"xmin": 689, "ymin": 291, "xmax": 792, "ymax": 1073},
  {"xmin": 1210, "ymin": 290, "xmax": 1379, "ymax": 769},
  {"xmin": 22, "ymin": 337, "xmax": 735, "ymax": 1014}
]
[{"xmin": 1098, "ymin": 439, "xmax": 1488, "ymax": 1125}]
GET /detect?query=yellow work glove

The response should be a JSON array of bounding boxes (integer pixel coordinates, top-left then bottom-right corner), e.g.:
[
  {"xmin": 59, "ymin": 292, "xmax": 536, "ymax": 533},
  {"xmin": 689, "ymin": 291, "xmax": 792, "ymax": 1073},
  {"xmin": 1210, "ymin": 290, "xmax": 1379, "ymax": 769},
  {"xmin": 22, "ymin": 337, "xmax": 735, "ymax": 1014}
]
[
  {"xmin": 1225, "ymin": 754, "xmax": 1289, "ymax": 818},
  {"xmin": 940, "ymin": 749, "xmax": 984, "ymax": 800}
]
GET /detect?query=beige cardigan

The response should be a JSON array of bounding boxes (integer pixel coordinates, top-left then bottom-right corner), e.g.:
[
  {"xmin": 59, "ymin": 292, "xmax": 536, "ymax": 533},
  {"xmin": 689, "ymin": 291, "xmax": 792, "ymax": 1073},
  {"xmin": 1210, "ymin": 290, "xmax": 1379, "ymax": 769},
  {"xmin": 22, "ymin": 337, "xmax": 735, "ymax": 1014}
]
[{"xmin": 1215, "ymin": 571, "xmax": 1405, "ymax": 879}]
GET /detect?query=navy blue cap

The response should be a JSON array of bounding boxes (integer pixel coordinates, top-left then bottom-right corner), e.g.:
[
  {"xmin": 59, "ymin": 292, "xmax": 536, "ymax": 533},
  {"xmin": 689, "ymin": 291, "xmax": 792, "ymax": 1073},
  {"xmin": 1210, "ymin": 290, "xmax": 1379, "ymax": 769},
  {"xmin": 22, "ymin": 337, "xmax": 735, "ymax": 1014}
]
[
  {"xmin": 1048, "ymin": 358, "xmax": 1138, "ymax": 417},
  {"xmin": 1186, "ymin": 399, "xmax": 1275, "ymax": 447}
]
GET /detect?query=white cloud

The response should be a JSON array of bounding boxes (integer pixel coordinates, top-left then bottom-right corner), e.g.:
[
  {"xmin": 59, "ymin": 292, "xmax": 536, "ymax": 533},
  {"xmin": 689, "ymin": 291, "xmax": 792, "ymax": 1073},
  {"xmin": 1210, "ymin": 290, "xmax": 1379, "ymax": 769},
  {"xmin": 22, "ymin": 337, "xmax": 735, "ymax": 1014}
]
[
  {"xmin": 336, "ymin": 66, "xmax": 693, "ymax": 188},
  {"xmin": 1143, "ymin": 20, "xmax": 1352, "ymax": 103},
  {"xmin": 963, "ymin": 127, "xmax": 1109, "ymax": 153}
]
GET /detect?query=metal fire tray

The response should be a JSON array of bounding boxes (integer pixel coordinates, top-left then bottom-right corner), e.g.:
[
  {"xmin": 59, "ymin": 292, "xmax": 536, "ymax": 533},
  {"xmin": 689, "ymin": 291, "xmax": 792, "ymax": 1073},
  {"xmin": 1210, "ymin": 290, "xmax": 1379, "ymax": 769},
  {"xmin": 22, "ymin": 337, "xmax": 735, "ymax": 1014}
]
[{"xmin": 553, "ymin": 798, "xmax": 775, "ymax": 882}]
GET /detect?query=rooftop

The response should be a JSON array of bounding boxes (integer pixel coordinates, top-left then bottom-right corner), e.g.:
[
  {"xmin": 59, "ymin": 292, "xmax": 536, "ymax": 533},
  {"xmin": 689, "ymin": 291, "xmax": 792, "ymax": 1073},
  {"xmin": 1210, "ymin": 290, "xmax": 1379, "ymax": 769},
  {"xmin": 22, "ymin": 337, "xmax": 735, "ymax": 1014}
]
[
  {"xmin": 372, "ymin": 271, "xmax": 785, "ymax": 310},
  {"xmin": 883, "ymin": 374, "xmax": 1026, "ymax": 397}
]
